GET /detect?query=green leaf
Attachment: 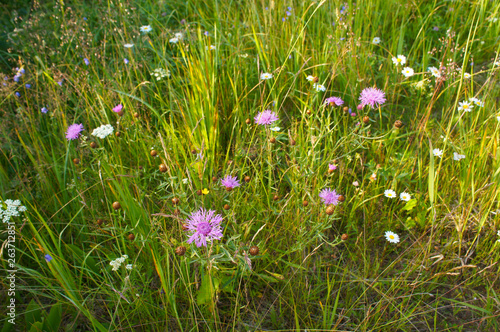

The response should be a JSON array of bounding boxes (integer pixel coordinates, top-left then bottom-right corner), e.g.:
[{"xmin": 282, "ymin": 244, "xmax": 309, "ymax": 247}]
[
  {"xmin": 402, "ymin": 199, "xmax": 417, "ymax": 211},
  {"xmin": 28, "ymin": 321, "xmax": 44, "ymax": 332},
  {"xmin": 44, "ymin": 303, "xmax": 62, "ymax": 331},
  {"xmin": 25, "ymin": 300, "xmax": 42, "ymax": 329},
  {"xmin": 1, "ymin": 318, "xmax": 14, "ymax": 332},
  {"xmin": 197, "ymin": 274, "xmax": 220, "ymax": 306}
]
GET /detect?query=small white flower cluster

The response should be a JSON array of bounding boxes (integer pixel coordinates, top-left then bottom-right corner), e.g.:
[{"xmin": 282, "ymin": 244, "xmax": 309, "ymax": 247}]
[
  {"xmin": 392, "ymin": 55, "xmax": 414, "ymax": 78},
  {"xmin": 150, "ymin": 68, "xmax": 170, "ymax": 81},
  {"xmin": 1, "ymin": 199, "xmax": 27, "ymax": 223},
  {"xmin": 91, "ymin": 124, "xmax": 114, "ymax": 139},
  {"xmin": 384, "ymin": 190, "xmax": 411, "ymax": 201},
  {"xmin": 169, "ymin": 32, "xmax": 183, "ymax": 44},
  {"xmin": 432, "ymin": 148, "xmax": 466, "ymax": 161},
  {"xmin": 110, "ymin": 255, "xmax": 129, "ymax": 271}
]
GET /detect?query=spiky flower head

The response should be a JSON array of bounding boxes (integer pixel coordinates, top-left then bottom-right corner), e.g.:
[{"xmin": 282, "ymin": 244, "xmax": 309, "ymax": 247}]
[
  {"xmin": 221, "ymin": 175, "xmax": 241, "ymax": 189},
  {"xmin": 112, "ymin": 104, "xmax": 123, "ymax": 113},
  {"xmin": 254, "ymin": 110, "xmax": 279, "ymax": 125},
  {"xmin": 319, "ymin": 188, "xmax": 341, "ymax": 206},
  {"xmin": 359, "ymin": 87, "xmax": 386, "ymax": 109},
  {"xmin": 325, "ymin": 96, "xmax": 344, "ymax": 106},
  {"xmin": 66, "ymin": 124, "xmax": 84, "ymax": 140},
  {"xmin": 185, "ymin": 208, "xmax": 223, "ymax": 247}
]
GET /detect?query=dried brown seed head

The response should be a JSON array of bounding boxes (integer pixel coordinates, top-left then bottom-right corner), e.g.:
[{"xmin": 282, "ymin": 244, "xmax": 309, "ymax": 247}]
[
  {"xmin": 175, "ymin": 246, "xmax": 186, "ymax": 256},
  {"xmin": 249, "ymin": 245, "xmax": 259, "ymax": 256}
]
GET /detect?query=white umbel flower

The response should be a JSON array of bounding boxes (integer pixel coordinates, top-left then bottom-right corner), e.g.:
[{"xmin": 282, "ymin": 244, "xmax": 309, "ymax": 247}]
[{"xmin": 91, "ymin": 124, "xmax": 114, "ymax": 139}]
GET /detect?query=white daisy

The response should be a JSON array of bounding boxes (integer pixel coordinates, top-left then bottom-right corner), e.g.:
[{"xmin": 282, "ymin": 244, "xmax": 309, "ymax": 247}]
[
  {"xmin": 306, "ymin": 75, "xmax": 315, "ymax": 82},
  {"xmin": 261, "ymin": 72, "xmax": 273, "ymax": 80},
  {"xmin": 384, "ymin": 189, "xmax": 397, "ymax": 198},
  {"xmin": 402, "ymin": 67, "xmax": 414, "ymax": 77},
  {"xmin": 392, "ymin": 55, "xmax": 407, "ymax": 66},
  {"xmin": 124, "ymin": 43, "xmax": 134, "ymax": 48},
  {"xmin": 169, "ymin": 37, "xmax": 179, "ymax": 44},
  {"xmin": 428, "ymin": 66, "xmax": 441, "ymax": 78},
  {"xmin": 313, "ymin": 83, "xmax": 326, "ymax": 92},
  {"xmin": 140, "ymin": 25, "xmax": 152, "ymax": 33},
  {"xmin": 385, "ymin": 231, "xmax": 400, "ymax": 244},
  {"xmin": 469, "ymin": 97, "xmax": 484, "ymax": 107},
  {"xmin": 453, "ymin": 152, "xmax": 465, "ymax": 161},
  {"xmin": 372, "ymin": 37, "xmax": 381, "ymax": 44},
  {"xmin": 432, "ymin": 148, "xmax": 443, "ymax": 158},
  {"xmin": 463, "ymin": 72, "xmax": 471, "ymax": 79},
  {"xmin": 458, "ymin": 100, "xmax": 473, "ymax": 112},
  {"xmin": 270, "ymin": 127, "xmax": 281, "ymax": 132},
  {"xmin": 400, "ymin": 192, "xmax": 411, "ymax": 201}
]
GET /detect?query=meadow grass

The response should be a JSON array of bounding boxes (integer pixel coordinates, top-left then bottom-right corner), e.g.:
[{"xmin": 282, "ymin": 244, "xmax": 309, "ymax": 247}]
[{"xmin": 1, "ymin": 0, "xmax": 500, "ymax": 330}]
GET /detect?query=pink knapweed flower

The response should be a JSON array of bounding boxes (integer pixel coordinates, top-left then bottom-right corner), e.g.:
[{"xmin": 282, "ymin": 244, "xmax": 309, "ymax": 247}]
[
  {"xmin": 66, "ymin": 124, "xmax": 84, "ymax": 140},
  {"xmin": 325, "ymin": 96, "xmax": 344, "ymax": 106},
  {"xmin": 319, "ymin": 188, "xmax": 341, "ymax": 206},
  {"xmin": 185, "ymin": 208, "xmax": 223, "ymax": 247},
  {"xmin": 221, "ymin": 175, "xmax": 240, "ymax": 190},
  {"xmin": 328, "ymin": 164, "xmax": 337, "ymax": 171},
  {"xmin": 359, "ymin": 87, "xmax": 386, "ymax": 109},
  {"xmin": 254, "ymin": 110, "xmax": 279, "ymax": 125},
  {"xmin": 113, "ymin": 104, "xmax": 123, "ymax": 113}
]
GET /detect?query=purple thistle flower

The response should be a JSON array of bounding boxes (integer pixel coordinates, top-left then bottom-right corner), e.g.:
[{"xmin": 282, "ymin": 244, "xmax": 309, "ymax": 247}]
[
  {"xmin": 113, "ymin": 104, "xmax": 123, "ymax": 113},
  {"xmin": 84, "ymin": 58, "xmax": 90, "ymax": 66},
  {"xmin": 185, "ymin": 208, "xmax": 223, "ymax": 247},
  {"xmin": 221, "ymin": 175, "xmax": 240, "ymax": 191},
  {"xmin": 359, "ymin": 87, "xmax": 386, "ymax": 109},
  {"xmin": 66, "ymin": 123, "xmax": 84, "ymax": 140},
  {"xmin": 319, "ymin": 188, "xmax": 341, "ymax": 206},
  {"xmin": 325, "ymin": 96, "xmax": 344, "ymax": 106},
  {"xmin": 44, "ymin": 254, "xmax": 53, "ymax": 262},
  {"xmin": 254, "ymin": 110, "xmax": 279, "ymax": 125}
]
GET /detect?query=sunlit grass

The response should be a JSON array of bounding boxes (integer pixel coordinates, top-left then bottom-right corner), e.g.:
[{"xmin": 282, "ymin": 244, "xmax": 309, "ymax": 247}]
[{"xmin": 1, "ymin": 0, "xmax": 500, "ymax": 330}]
